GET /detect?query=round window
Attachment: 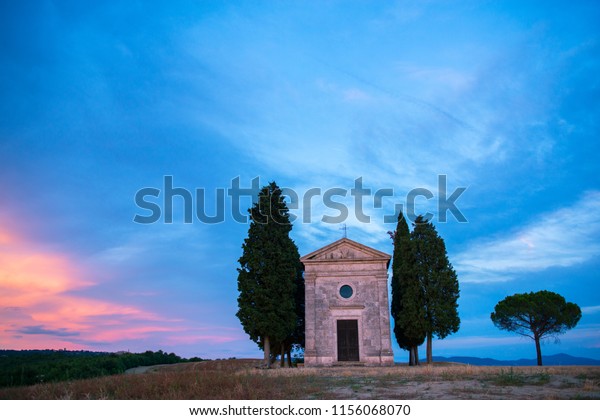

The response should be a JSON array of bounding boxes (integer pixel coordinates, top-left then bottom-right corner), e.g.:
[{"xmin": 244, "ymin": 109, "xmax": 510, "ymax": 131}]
[{"xmin": 339, "ymin": 285, "xmax": 353, "ymax": 299}]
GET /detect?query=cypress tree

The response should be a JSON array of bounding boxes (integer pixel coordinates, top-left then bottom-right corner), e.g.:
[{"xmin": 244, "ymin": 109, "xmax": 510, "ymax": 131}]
[
  {"xmin": 272, "ymin": 264, "xmax": 304, "ymax": 367},
  {"xmin": 236, "ymin": 182, "xmax": 301, "ymax": 368},
  {"xmin": 390, "ymin": 212, "xmax": 426, "ymax": 365},
  {"xmin": 411, "ymin": 215, "xmax": 460, "ymax": 364}
]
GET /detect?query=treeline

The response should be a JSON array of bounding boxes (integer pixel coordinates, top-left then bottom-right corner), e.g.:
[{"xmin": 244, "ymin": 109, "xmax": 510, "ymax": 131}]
[{"xmin": 0, "ymin": 349, "xmax": 203, "ymax": 388}]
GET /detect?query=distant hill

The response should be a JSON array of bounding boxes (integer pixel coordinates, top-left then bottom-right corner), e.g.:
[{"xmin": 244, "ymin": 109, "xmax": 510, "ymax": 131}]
[{"xmin": 429, "ymin": 353, "xmax": 600, "ymax": 366}]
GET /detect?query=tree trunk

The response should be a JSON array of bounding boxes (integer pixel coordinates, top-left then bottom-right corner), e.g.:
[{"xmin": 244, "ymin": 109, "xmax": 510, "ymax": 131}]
[
  {"xmin": 286, "ymin": 347, "xmax": 292, "ymax": 368},
  {"xmin": 535, "ymin": 336, "xmax": 543, "ymax": 366},
  {"xmin": 426, "ymin": 333, "xmax": 433, "ymax": 364},
  {"xmin": 414, "ymin": 345, "xmax": 420, "ymax": 366},
  {"xmin": 408, "ymin": 347, "xmax": 415, "ymax": 366},
  {"xmin": 263, "ymin": 336, "xmax": 271, "ymax": 369},
  {"xmin": 280, "ymin": 343, "xmax": 285, "ymax": 368}
]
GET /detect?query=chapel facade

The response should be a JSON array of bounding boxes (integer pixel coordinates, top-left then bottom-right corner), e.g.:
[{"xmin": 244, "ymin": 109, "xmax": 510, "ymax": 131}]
[{"xmin": 300, "ymin": 238, "xmax": 394, "ymax": 366}]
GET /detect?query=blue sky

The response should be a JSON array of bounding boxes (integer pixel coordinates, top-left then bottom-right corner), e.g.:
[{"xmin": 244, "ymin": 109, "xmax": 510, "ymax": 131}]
[{"xmin": 1, "ymin": 1, "xmax": 599, "ymax": 362}]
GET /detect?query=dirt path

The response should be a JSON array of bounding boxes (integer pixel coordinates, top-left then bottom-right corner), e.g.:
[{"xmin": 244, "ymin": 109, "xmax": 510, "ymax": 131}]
[
  {"xmin": 124, "ymin": 365, "xmax": 170, "ymax": 374},
  {"xmin": 125, "ymin": 359, "xmax": 258, "ymax": 375}
]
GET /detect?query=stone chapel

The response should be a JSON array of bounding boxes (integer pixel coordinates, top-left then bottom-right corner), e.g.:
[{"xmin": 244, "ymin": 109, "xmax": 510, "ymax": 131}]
[{"xmin": 300, "ymin": 238, "xmax": 395, "ymax": 366}]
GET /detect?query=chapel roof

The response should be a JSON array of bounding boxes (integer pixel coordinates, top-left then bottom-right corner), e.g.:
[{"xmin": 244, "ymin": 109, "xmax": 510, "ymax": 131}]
[{"xmin": 300, "ymin": 237, "xmax": 391, "ymax": 268}]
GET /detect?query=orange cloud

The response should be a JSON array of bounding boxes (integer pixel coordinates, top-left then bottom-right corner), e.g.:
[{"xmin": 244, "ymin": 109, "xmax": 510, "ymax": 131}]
[
  {"xmin": 0, "ymin": 224, "xmax": 174, "ymax": 350},
  {"xmin": 0, "ymin": 252, "xmax": 90, "ymax": 305},
  {"xmin": 0, "ymin": 222, "xmax": 242, "ymax": 356},
  {"xmin": 0, "ymin": 229, "xmax": 13, "ymax": 245}
]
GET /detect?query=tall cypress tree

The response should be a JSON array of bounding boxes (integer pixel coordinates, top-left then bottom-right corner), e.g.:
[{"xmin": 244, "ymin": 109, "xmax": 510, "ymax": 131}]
[
  {"xmin": 236, "ymin": 182, "xmax": 301, "ymax": 368},
  {"xmin": 411, "ymin": 215, "xmax": 460, "ymax": 364},
  {"xmin": 390, "ymin": 212, "xmax": 426, "ymax": 365}
]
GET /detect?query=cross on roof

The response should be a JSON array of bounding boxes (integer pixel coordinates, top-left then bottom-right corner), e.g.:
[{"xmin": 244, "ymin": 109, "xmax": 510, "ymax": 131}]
[{"xmin": 339, "ymin": 224, "xmax": 348, "ymax": 238}]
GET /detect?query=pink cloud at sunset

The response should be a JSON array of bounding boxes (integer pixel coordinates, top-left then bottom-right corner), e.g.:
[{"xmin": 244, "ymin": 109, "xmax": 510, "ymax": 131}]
[{"xmin": 0, "ymin": 225, "xmax": 244, "ymax": 356}]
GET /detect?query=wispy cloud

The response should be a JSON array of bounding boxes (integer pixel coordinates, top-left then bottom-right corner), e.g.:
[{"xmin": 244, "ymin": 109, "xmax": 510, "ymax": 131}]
[
  {"xmin": 582, "ymin": 306, "xmax": 600, "ymax": 315},
  {"xmin": 454, "ymin": 191, "xmax": 600, "ymax": 283},
  {"xmin": 14, "ymin": 325, "xmax": 79, "ymax": 337},
  {"xmin": 0, "ymin": 223, "xmax": 181, "ymax": 350},
  {"xmin": 433, "ymin": 334, "xmax": 528, "ymax": 350},
  {"xmin": 0, "ymin": 219, "xmax": 251, "ymax": 357},
  {"xmin": 397, "ymin": 62, "xmax": 475, "ymax": 93}
]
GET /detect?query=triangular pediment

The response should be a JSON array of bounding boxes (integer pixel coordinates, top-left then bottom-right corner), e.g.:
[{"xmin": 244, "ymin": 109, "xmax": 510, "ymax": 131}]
[{"xmin": 300, "ymin": 238, "xmax": 390, "ymax": 265}]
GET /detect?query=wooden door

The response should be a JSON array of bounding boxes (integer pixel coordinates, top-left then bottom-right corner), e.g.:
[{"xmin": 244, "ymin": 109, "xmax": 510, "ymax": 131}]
[{"xmin": 337, "ymin": 320, "xmax": 359, "ymax": 361}]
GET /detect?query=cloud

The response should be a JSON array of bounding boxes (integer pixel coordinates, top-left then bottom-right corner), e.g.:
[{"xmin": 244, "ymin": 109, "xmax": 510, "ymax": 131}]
[
  {"xmin": 454, "ymin": 190, "xmax": 600, "ymax": 283},
  {"xmin": 0, "ymin": 219, "xmax": 251, "ymax": 356},
  {"xmin": 0, "ymin": 230, "xmax": 13, "ymax": 245},
  {"xmin": 342, "ymin": 87, "xmax": 373, "ymax": 103},
  {"xmin": 433, "ymin": 334, "xmax": 527, "ymax": 350},
  {"xmin": 582, "ymin": 306, "xmax": 600, "ymax": 315},
  {"xmin": 0, "ymin": 223, "xmax": 175, "ymax": 350},
  {"xmin": 14, "ymin": 325, "xmax": 79, "ymax": 337},
  {"xmin": 396, "ymin": 62, "xmax": 475, "ymax": 93}
]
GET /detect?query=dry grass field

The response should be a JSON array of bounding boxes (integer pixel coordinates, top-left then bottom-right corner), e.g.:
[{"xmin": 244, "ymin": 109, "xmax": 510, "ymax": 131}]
[{"xmin": 1, "ymin": 359, "xmax": 599, "ymax": 400}]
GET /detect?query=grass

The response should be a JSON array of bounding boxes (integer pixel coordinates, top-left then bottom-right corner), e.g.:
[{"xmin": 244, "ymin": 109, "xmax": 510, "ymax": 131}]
[
  {"xmin": 1, "ymin": 360, "xmax": 599, "ymax": 400},
  {"xmin": 0, "ymin": 368, "xmax": 318, "ymax": 400},
  {"xmin": 534, "ymin": 372, "xmax": 551, "ymax": 385},
  {"xmin": 490, "ymin": 368, "xmax": 525, "ymax": 386}
]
